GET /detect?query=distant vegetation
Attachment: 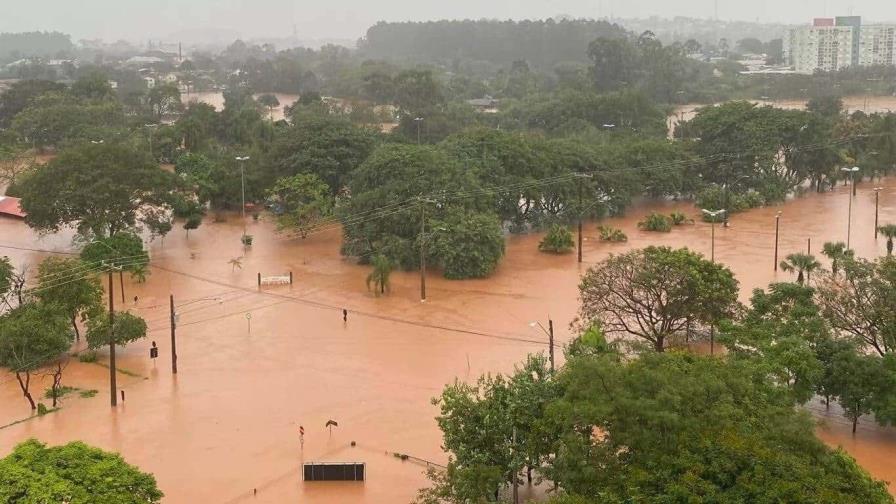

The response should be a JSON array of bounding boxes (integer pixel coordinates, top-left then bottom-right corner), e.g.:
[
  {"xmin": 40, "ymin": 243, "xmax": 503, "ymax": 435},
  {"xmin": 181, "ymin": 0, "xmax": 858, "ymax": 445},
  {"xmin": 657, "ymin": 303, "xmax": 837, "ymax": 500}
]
[{"xmin": 0, "ymin": 31, "xmax": 73, "ymax": 64}]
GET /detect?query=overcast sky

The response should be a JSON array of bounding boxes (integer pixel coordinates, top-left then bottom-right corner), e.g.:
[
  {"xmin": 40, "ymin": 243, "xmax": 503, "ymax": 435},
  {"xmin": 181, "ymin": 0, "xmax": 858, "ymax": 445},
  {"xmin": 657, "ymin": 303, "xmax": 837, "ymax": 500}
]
[{"xmin": 2, "ymin": 0, "xmax": 892, "ymax": 42}]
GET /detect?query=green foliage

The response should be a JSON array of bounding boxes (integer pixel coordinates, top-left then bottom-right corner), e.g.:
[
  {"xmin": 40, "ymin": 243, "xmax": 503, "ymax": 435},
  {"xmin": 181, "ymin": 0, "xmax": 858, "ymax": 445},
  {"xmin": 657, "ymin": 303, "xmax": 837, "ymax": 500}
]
[
  {"xmin": 430, "ymin": 209, "xmax": 505, "ymax": 279},
  {"xmin": 35, "ymin": 257, "xmax": 103, "ymax": 340},
  {"xmin": 0, "ymin": 256, "xmax": 12, "ymax": 300},
  {"xmin": 548, "ymin": 352, "xmax": 893, "ymax": 503},
  {"xmin": 637, "ymin": 212, "xmax": 672, "ymax": 232},
  {"xmin": 264, "ymin": 113, "xmax": 378, "ymax": 194},
  {"xmin": 0, "ymin": 439, "xmax": 163, "ymax": 503},
  {"xmin": 878, "ymin": 224, "xmax": 896, "ymax": 256},
  {"xmin": 267, "ymin": 173, "xmax": 333, "ymax": 239},
  {"xmin": 0, "ymin": 79, "xmax": 66, "ymax": 128},
  {"xmin": 720, "ymin": 283, "xmax": 827, "ymax": 404},
  {"xmin": 668, "ymin": 211, "xmax": 693, "ymax": 225},
  {"xmin": 814, "ymin": 257, "xmax": 896, "ymax": 356},
  {"xmin": 365, "ymin": 254, "xmax": 393, "ymax": 296},
  {"xmin": 0, "ymin": 302, "xmax": 72, "ymax": 410},
  {"xmin": 240, "ymin": 234, "xmax": 253, "ymax": 247},
  {"xmin": 11, "ymin": 92, "xmax": 125, "ymax": 149},
  {"xmin": 578, "ymin": 246, "xmax": 739, "ymax": 352},
  {"xmin": 422, "ymin": 355, "xmax": 557, "ymax": 503},
  {"xmin": 80, "ymin": 232, "xmax": 149, "ymax": 281},
  {"xmin": 85, "ymin": 311, "xmax": 148, "ymax": 350},
  {"xmin": 19, "ymin": 141, "xmax": 180, "ymax": 237},
  {"xmin": 44, "ymin": 385, "xmax": 78, "ymax": 400},
  {"xmin": 539, "ymin": 224, "xmax": 575, "ymax": 254},
  {"xmin": 822, "ymin": 241, "xmax": 855, "ymax": 276},
  {"xmin": 78, "ymin": 350, "xmax": 98, "ymax": 363},
  {"xmin": 341, "ymin": 144, "xmax": 488, "ymax": 269},
  {"xmin": 597, "ymin": 226, "xmax": 627, "ymax": 242},
  {"xmin": 79, "ymin": 389, "xmax": 99, "ymax": 399},
  {"xmin": 147, "ymin": 83, "xmax": 182, "ymax": 119}
]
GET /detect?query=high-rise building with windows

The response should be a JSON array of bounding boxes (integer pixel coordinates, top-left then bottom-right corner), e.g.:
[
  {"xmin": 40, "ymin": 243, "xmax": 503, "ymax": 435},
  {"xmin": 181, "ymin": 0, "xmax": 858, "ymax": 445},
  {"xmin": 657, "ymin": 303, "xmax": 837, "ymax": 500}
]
[{"xmin": 784, "ymin": 17, "xmax": 896, "ymax": 74}]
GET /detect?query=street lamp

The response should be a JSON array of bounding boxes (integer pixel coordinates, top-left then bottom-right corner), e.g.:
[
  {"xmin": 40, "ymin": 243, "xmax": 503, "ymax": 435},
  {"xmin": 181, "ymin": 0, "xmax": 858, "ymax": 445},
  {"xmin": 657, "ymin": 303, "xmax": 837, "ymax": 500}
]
[
  {"xmin": 774, "ymin": 211, "xmax": 782, "ymax": 272},
  {"xmin": 701, "ymin": 209, "xmax": 726, "ymax": 262},
  {"xmin": 414, "ymin": 117, "xmax": 424, "ymax": 145},
  {"xmin": 841, "ymin": 166, "xmax": 860, "ymax": 248},
  {"xmin": 145, "ymin": 124, "xmax": 158, "ymax": 158},
  {"xmin": 874, "ymin": 187, "xmax": 884, "ymax": 239},
  {"xmin": 235, "ymin": 156, "xmax": 250, "ymax": 219},
  {"xmin": 529, "ymin": 320, "xmax": 555, "ymax": 372}
]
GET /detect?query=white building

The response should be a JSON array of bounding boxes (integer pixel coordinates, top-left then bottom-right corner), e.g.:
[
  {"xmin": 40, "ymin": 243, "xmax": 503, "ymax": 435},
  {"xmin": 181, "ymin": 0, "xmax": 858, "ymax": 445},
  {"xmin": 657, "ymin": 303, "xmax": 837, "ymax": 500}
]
[
  {"xmin": 785, "ymin": 17, "xmax": 896, "ymax": 74},
  {"xmin": 859, "ymin": 25, "xmax": 896, "ymax": 66}
]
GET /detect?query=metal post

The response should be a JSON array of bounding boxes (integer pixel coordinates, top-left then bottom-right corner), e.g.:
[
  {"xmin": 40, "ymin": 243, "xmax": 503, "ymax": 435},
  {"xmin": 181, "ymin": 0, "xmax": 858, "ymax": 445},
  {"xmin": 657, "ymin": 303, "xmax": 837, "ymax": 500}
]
[
  {"xmin": 577, "ymin": 184, "xmax": 583, "ymax": 263},
  {"xmin": 170, "ymin": 294, "xmax": 177, "ymax": 374},
  {"xmin": 108, "ymin": 271, "xmax": 117, "ymax": 407},
  {"xmin": 420, "ymin": 202, "xmax": 427, "ymax": 302},
  {"xmin": 548, "ymin": 319, "xmax": 555, "ymax": 373},
  {"xmin": 711, "ymin": 219, "xmax": 716, "ymax": 263},
  {"xmin": 240, "ymin": 161, "xmax": 246, "ymax": 219},
  {"xmin": 847, "ymin": 181, "xmax": 854, "ymax": 249},
  {"xmin": 774, "ymin": 214, "xmax": 780, "ymax": 272},
  {"xmin": 875, "ymin": 189, "xmax": 881, "ymax": 239}
]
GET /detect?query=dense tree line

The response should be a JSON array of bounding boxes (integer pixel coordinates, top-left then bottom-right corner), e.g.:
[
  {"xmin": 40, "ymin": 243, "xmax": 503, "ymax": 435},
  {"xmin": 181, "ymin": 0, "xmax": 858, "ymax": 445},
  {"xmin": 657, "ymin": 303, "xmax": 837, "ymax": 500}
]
[
  {"xmin": 359, "ymin": 19, "xmax": 627, "ymax": 70},
  {"xmin": 0, "ymin": 31, "xmax": 73, "ymax": 64}
]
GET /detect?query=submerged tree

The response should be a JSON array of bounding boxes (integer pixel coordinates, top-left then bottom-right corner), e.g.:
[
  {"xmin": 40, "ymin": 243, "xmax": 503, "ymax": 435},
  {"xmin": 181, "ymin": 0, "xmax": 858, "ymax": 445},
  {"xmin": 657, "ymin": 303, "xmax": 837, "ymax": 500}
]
[
  {"xmin": 0, "ymin": 302, "xmax": 72, "ymax": 410},
  {"xmin": 366, "ymin": 254, "xmax": 393, "ymax": 296},
  {"xmin": 578, "ymin": 247, "xmax": 739, "ymax": 352},
  {"xmin": 780, "ymin": 253, "xmax": 821, "ymax": 285},
  {"xmin": 822, "ymin": 242, "xmax": 854, "ymax": 277},
  {"xmin": 35, "ymin": 257, "xmax": 103, "ymax": 341},
  {"xmin": 879, "ymin": 224, "xmax": 896, "ymax": 256},
  {"xmin": 539, "ymin": 225, "xmax": 575, "ymax": 254}
]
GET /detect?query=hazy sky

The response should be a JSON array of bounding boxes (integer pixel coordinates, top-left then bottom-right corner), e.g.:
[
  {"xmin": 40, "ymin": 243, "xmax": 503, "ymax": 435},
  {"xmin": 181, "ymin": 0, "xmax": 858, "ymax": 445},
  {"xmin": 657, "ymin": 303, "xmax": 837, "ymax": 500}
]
[{"xmin": 2, "ymin": 0, "xmax": 892, "ymax": 42}]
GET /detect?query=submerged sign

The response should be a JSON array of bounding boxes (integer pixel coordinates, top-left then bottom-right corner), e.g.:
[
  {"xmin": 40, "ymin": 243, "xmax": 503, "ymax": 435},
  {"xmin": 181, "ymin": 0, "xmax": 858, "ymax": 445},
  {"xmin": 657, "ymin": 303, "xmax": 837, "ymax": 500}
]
[{"xmin": 303, "ymin": 462, "xmax": 365, "ymax": 482}]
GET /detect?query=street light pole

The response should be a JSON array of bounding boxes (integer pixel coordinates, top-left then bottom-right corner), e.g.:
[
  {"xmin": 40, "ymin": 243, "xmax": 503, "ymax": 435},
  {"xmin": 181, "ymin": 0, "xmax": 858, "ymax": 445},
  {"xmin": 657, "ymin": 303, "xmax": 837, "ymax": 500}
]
[
  {"xmin": 414, "ymin": 117, "xmax": 424, "ymax": 145},
  {"xmin": 106, "ymin": 265, "xmax": 118, "ymax": 407},
  {"xmin": 874, "ymin": 187, "xmax": 883, "ymax": 239},
  {"xmin": 702, "ymin": 209, "xmax": 726, "ymax": 263},
  {"xmin": 235, "ymin": 156, "xmax": 250, "ymax": 219},
  {"xmin": 841, "ymin": 167, "xmax": 860, "ymax": 248},
  {"xmin": 774, "ymin": 211, "xmax": 782, "ymax": 272}
]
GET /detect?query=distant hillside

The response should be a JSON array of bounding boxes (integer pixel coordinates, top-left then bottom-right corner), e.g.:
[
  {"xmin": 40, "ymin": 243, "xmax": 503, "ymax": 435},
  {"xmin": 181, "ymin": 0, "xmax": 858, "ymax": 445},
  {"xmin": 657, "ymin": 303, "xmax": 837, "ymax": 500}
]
[
  {"xmin": 0, "ymin": 31, "xmax": 73, "ymax": 63},
  {"xmin": 358, "ymin": 19, "xmax": 628, "ymax": 69}
]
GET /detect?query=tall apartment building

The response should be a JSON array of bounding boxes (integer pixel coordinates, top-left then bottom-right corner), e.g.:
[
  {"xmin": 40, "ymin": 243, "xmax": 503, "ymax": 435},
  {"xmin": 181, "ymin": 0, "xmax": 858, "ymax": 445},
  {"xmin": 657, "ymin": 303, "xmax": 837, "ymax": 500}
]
[{"xmin": 785, "ymin": 17, "xmax": 896, "ymax": 74}]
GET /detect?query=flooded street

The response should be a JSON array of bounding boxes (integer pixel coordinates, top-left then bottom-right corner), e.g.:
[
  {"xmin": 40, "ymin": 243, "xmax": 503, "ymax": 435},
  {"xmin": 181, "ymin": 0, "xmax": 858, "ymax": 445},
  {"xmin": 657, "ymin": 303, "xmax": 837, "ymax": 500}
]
[{"xmin": 2, "ymin": 177, "xmax": 896, "ymax": 501}]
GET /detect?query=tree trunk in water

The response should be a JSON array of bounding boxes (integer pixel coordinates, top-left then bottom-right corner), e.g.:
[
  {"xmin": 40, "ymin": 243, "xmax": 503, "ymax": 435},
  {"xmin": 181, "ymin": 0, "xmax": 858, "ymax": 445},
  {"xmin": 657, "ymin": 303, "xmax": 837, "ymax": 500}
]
[
  {"xmin": 853, "ymin": 416, "xmax": 858, "ymax": 434},
  {"xmin": 71, "ymin": 313, "xmax": 80, "ymax": 341},
  {"xmin": 825, "ymin": 394, "xmax": 830, "ymax": 411},
  {"xmin": 15, "ymin": 371, "xmax": 36, "ymax": 410},
  {"xmin": 381, "ymin": 281, "xmax": 384, "ymax": 295},
  {"xmin": 51, "ymin": 363, "xmax": 63, "ymax": 408},
  {"xmin": 527, "ymin": 465, "xmax": 532, "ymax": 483}
]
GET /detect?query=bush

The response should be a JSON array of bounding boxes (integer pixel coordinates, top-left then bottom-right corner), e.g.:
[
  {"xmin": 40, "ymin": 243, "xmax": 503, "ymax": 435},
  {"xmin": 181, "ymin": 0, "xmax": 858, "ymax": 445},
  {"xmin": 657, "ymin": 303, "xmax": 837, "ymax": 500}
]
[
  {"xmin": 669, "ymin": 212, "xmax": 693, "ymax": 225},
  {"xmin": 44, "ymin": 386, "xmax": 77, "ymax": 400},
  {"xmin": 638, "ymin": 213, "xmax": 672, "ymax": 232},
  {"xmin": 36, "ymin": 403, "xmax": 49, "ymax": 415},
  {"xmin": 241, "ymin": 234, "xmax": 253, "ymax": 247},
  {"xmin": 539, "ymin": 225, "xmax": 576, "ymax": 254},
  {"xmin": 79, "ymin": 389, "xmax": 98, "ymax": 398},
  {"xmin": 430, "ymin": 210, "xmax": 506, "ymax": 279},
  {"xmin": 598, "ymin": 226, "xmax": 628, "ymax": 242},
  {"xmin": 78, "ymin": 351, "xmax": 97, "ymax": 363}
]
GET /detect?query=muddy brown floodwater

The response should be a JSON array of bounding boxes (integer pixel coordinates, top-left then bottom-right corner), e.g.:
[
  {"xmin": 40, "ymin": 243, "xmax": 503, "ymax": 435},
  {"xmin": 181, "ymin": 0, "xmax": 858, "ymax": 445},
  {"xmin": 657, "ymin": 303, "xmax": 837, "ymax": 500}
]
[{"xmin": 2, "ymin": 178, "xmax": 896, "ymax": 502}]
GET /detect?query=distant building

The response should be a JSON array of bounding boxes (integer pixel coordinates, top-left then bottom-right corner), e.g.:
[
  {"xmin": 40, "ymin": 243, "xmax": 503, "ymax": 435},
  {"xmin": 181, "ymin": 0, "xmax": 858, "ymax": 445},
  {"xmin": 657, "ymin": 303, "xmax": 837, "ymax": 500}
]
[
  {"xmin": 467, "ymin": 96, "xmax": 500, "ymax": 113},
  {"xmin": 785, "ymin": 17, "xmax": 896, "ymax": 74}
]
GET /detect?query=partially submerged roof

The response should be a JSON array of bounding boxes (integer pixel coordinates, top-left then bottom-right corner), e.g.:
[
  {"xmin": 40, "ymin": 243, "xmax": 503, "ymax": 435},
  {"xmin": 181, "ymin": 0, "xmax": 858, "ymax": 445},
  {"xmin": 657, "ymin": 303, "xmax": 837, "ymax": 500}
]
[{"xmin": 0, "ymin": 196, "xmax": 26, "ymax": 218}]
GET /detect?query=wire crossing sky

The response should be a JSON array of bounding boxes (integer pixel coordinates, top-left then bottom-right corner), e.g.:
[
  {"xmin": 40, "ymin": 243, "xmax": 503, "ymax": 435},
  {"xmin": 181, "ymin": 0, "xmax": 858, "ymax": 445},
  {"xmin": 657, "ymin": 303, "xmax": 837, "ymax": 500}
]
[{"xmin": 1, "ymin": 0, "xmax": 892, "ymax": 43}]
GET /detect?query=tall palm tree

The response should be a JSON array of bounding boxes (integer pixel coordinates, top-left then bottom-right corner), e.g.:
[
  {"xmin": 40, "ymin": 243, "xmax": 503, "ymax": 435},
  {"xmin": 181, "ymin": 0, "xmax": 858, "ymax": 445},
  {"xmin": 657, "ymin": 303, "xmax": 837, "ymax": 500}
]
[
  {"xmin": 780, "ymin": 253, "xmax": 821, "ymax": 285},
  {"xmin": 366, "ymin": 255, "xmax": 393, "ymax": 297},
  {"xmin": 878, "ymin": 224, "xmax": 896, "ymax": 256},
  {"xmin": 821, "ymin": 241, "xmax": 854, "ymax": 277}
]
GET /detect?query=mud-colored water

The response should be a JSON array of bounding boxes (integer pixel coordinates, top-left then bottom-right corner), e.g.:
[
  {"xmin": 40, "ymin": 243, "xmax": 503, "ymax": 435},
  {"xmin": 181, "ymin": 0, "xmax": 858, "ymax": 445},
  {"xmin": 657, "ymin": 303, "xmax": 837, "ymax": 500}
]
[
  {"xmin": 2, "ymin": 178, "xmax": 896, "ymax": 502},
  {"xmin": 183, "ymin": 91, "xmax": 300, "ymax": 121}
]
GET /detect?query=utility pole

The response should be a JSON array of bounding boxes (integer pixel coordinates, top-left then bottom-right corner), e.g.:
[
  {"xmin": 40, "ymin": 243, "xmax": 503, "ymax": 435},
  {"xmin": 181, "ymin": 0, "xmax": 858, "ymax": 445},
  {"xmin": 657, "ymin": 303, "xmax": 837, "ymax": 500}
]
[
  {"xmin": 874, "ymin": 188, "xmax": 883, "ymax": 239},
  {"xmin": 170, "ymin": 294, "xmax": 178, "ymax": 374},
  {"xmin": 107, "ymin": 268, "xmax": 117, "ymax": 407},
  {"xmin": 574, "ymin": 173, "xmax": 593, "ymax": 263},
  {"xmin": 774, "ymin": 212, "xmax": 781, "ymax": 272},
  {"xmin": 548, "ymin": 319, "xmax": 555, "ymax": 373},
  {"xmin": 842, "ymin": 167, "xmax": 860, "ymax": 248},
  {"xmin": 119, "ymin": 271, "xmax": 125, "ymax": 304}
]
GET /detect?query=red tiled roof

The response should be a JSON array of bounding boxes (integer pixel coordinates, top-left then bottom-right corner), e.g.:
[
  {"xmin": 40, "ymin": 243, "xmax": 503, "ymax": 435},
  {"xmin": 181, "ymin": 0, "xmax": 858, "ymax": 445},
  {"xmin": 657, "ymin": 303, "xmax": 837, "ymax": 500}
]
[{"xmin": 0, "ymin": 196, "xmax": 26, "ymax": 218}]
